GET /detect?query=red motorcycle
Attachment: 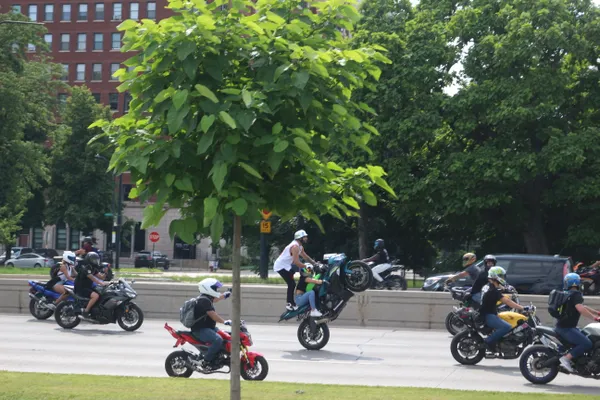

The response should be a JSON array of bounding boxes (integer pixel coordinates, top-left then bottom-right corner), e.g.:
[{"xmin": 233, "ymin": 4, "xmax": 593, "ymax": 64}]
[{"xmin": 163, "ymin": 321, "xmax": 268, "ymax": 381}]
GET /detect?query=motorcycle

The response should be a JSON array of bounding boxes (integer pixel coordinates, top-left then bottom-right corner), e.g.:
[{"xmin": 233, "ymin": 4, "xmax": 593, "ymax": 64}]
[
  {"xmin": 27, "ymin": 280, "xmax": 74, "ymax": 320},
  {"xmin": 163, "ymin": 320, "xmax": 268, "ymax": 381},
  {"xmin": 450, "ymin": 305, "xmax": 540, "ymax": 365},
  {"xmin": 574, "ymin": 264, "xmax": 600, "ymax": 295},
  {"xmin": 519, "ymin": 322, "xmax": 600, "ymax": 384},
  {"xmin": 366, "ymin": 260, "xmax": 408, "ymax": 290},
  {"xmin": 278, "ymin": 253, "xmax": 373, "ymax": 350},
  {"xmin": 54, "ymin": 278, "xmax": 144, "ymax": 331},
  {"xmin": 445, "ymin": 284, "xmax": 521, "ymax": 336}
]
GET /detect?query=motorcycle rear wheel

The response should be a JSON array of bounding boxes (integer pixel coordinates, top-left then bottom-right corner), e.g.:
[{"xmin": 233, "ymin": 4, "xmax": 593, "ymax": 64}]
[
  {"xmin": 450, "ymin": 330, "xmax": 485, "ymax": 365},
  {"xmin": 298, "ymin": 319, "xmax": 330, "ymax": 350},
  {"xmin": 117, "ymin": 303, "xmax": 144, "ymax": 331},
  {"xmin": 54, "ymin": 301, "xmax": 81, "ymax": 329},
  {"xmin": 29, "ymin": 298, "xmax": 53, "ymax": 320},
  {"xmin": 386, "ymin": 276, "xmax": 408, "ymax": 291},
  {"xmin": 519, "ymin": 345, "xmax": 559, "ymax": 384},
  {"xmin": 345, "ymin": 261, "xmax": 373, "ymax": 292},
  {"xmin": 165, "ymin": 351, "xmax": 194, "ymax": 378},
  {"xmin": 445, "ymin": 312, "xmax": 466, "ymax": 336},
  {"xmin": 241, "ymin": 355, "xmax": 269, "ymax": 381}
]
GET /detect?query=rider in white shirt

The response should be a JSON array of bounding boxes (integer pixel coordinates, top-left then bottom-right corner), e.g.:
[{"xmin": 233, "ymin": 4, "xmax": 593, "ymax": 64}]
[{"xmin": 273, "ymin": 230, "xmax": 318, "ymax": 311}]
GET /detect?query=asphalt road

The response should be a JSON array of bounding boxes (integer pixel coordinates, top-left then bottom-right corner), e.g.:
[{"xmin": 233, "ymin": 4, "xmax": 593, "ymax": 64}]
[{"xmin": 0, "ymin": 314, "xmax": 598, "ymax": 395}]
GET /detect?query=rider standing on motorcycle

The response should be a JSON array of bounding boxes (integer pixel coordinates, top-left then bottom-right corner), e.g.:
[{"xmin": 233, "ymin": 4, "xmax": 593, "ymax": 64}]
[
  {"xmin": 192, "ymin": 278, "xmax": 230, "ymax": 369},
  {"xmin": 555, "ymin": 273, "xmax": 600, "ymax": 373},
  {"xmin": 75, "ymin": 252, "xmax": 108, "ymax": 319},
  {"xmin": 480, "ymin": 266, "xmax": 526, "ymax": 352},
  {"xmin": 273, "ymin": 230, "xmax": 318, "ymax": 311},
  {"xmin": 361, "ymin": 239, "xmax": 390, "ymax": 284},
  {"xmin": 469, "ymin": 254, "xmax": 497, "ymax": 304},
  {"xmin": 294, "ymin": 265, "xmax": 323, "ymax": 318},
  {"xmin": 44, "ymin": 251, "xmax": 78, "ymax": 310},
  {"xmin": 446, "ymin": 252, "xmax": 480, "ymax": 287}
]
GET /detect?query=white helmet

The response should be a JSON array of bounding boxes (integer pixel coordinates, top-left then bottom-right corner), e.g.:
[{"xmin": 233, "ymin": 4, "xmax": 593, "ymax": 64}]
[
  {"xmin": 294, "ymin": 229, "xmax": 308, "ymax": 240},
  {"xmin": 198, "ymin": 278, "xmax": 223, "ymax": 298},
  {"xmin": 62, "ymin": 251, "xmax": 76, "ymax": 265}
]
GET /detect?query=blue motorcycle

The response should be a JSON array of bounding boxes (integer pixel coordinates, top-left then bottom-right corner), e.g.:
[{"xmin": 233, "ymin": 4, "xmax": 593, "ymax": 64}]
[
  {"xmin": 278, "ymin": 253, "xmax": 373, "ymax": 350},
  {"xmin": 27, "ymin": 280, "xmax": 75, "ymax": 320}
]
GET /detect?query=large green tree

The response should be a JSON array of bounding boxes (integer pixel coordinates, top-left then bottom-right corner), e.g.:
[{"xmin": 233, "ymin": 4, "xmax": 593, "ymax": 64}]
[{"xmin": 96, "ymin": 0, "xmax": 393, "ymax": 396}]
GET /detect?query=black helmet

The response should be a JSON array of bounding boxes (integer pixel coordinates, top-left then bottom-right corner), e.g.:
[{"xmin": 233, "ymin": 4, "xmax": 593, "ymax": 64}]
[
  {"xmin": 374, "ymin": 239, "xmax": 385, "ymax": 250},
  {"xmin": 84, "ymin": 252, "xmax": 100, "ymax": 267}
]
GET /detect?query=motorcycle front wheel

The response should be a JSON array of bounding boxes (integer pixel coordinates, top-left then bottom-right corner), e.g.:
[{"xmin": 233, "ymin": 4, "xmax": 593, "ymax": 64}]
[
  {"xmin": 450, "ymin": 330, "xmax": 485, "ymax": 365},
  {"xmin": 297, "ymin": 319, "xmax": 330, "ymax": 350},
  {"xmin": 519, "ymin": 345, "xmax": 559, "ymax": 384},
  {"xmin": 54, "ymin": 301, "xmax": 81, "ymax": 329},
  {"xmin": 165, "ymin": 351, "xmax": 194, "ymax": 378},
  {"xmin": 29, "ymin": 298, "xmax": 54, "ymax": 320},
  {"xmin": 445, "ymin": 311, "xmax": 466, "ymax": 336},
  {"xmin": 344, "ymin": 261, "xmax": 373, "ymax": 292},
  {"xmin": 117, "ymin": 303, "xmax": 144, "ymax": 331},
  {"xmin": 241, "ymin": 355, "xmax": 269, "ymax": 381}
]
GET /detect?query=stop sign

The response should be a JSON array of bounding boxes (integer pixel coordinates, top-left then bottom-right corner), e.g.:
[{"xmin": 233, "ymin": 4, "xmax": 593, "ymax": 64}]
[{"xmin": 149, "ymin": 231, "xmax": 160, "ymax": 243}]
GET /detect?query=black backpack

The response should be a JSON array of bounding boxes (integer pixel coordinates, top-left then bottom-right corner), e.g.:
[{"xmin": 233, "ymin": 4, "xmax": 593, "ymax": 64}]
[
  {"xmin": 548, "ymin": 289, "xmax": 572, "ymax": 319},
  {"xmin": 50, "ymin": 262, "xmax": 61, "ymax": 279}
]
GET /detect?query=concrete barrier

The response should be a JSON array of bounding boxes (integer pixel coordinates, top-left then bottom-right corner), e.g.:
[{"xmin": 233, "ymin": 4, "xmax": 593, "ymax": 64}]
[{"xmin": 3, "ymin": 278, "xmax": 600, "ymax": 329}]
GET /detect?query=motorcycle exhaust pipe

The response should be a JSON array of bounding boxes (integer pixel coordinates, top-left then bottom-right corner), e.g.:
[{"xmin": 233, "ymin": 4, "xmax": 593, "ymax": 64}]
[
  {"xmin": 541, "ymin": 356, "xmax": 559, "ymax": 368},
  {"xmin": 28, "ymin": 293, "xmax": 42, "ymax": 302}
]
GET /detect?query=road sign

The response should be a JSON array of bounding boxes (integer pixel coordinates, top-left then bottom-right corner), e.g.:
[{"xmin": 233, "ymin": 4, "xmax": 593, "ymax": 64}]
[
  {"xmin": 149, "ymin": 231, "xmax": 160, "ymax": 243},
  {"xmin": 260, "ymin": 221, "xmax": 271, "ymax": 234},
  {"xmin": 104, "ymin": 213, "xmax": 113, "ymax": 217},
  {"xmin": 260, "ymin": 209, "xmax": 272, "ymax": 220}
]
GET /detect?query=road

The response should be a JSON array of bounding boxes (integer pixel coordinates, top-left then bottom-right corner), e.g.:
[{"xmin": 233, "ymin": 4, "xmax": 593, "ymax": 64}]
[{"xmin": 0, "ymin": 314, "xmax": 597, "ymax": 395}]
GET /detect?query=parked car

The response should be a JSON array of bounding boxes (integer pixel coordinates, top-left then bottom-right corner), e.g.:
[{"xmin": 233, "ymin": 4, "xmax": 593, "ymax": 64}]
[
  {"xmin": 34, "ymin": 249, "xmax": 59, "ymax": 265},
  {"xmin": 421, "ymin": 254, "xmax": 573, "ymax": 295},
  {"xmin": 0, "ymin": 247, "xmax": 34, "ymax": 266},
  {"xmin": 134, "ymin": 251, "xmax": 170, "ymax": 270},
  {"xmin": 4, "ymin": 253, "xmax": 54, "ymax": 268}
]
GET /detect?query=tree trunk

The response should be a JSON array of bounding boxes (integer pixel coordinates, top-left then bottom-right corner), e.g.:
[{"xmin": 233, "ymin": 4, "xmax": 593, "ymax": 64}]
[
  {"xmin": 230, "ymin": 215, "xmax": 242, "ymax": 400},
  {"xmin": 358, "ymin": 205, "xmax": 368, "ymax": 259}
]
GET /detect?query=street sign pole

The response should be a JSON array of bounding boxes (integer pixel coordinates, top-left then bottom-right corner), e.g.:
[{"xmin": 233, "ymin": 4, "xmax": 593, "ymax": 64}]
[
  {"xmin": 259, "ymin": 210, "xmax": 271, "ymax": 279},
  {"xmin": 149, "ymin": 231, "xmax": 160, "ymax": 269}
]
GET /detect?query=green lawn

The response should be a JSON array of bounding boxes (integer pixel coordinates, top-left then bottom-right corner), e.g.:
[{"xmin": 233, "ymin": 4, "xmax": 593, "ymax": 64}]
[{"xmin": 0, "ymin": 371, "xmax": 595, "ymax": 400}]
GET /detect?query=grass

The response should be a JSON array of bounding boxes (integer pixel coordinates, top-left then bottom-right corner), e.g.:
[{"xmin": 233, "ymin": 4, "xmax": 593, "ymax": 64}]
[
  {"xmin": 0, "ymin": 371, "xmax": 596, "ymax": 400},
  {"xmin": 0, "ymin": 266, "xmax": 51, "ymax": 275}
]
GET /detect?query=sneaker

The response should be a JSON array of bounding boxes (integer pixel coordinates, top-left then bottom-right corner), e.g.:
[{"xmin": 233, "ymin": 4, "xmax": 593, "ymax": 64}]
[
  {"xmin": 310, "ymin": 309, "xmax": 323, "ymax": 317},
  {"xmin": 286, "ymin": 303, "xmax": 298, "ymax": 311},
  {"xmin": 82, "ymin": 311, "xmax": 91, "ymax": 319},
  {"xmin": 201, "ymin": 359, "xmax": 217, "ymax": 370},
  {"xmin": 559, "ymin": 356, "xmax": 574, "ymax": 373}
]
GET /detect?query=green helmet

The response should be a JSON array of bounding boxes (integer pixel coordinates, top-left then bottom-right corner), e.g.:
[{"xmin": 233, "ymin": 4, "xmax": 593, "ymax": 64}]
[{"xmin": 488, "ymin": 266, "xmax": 507, "ymax": 285}]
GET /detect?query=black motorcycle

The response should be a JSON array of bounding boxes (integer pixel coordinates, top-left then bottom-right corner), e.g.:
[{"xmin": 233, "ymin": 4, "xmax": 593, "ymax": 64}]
[
  {"xmin": 450, "ymin": 305, "xmax": 539, "ymax": 365},
  {"xmin": 366, "ymin": 260, "xmax": 408, "ymax": 290},
  {"xmin": 519, "ymin": 323, "xmax": 600, "ymax": 384},
  {"xmin": 54, "ymin": 278, "xmax": 144, "ymax": 331}
]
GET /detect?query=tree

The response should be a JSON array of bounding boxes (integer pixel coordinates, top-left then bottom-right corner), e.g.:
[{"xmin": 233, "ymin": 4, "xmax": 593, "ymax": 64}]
[
  {"xmin": 96, "ymin": 0, "xmax": 394, "ymax": 397},
  {"xmin": 46, "ymin": 86, "xmax": 113, "ymax": 233}
]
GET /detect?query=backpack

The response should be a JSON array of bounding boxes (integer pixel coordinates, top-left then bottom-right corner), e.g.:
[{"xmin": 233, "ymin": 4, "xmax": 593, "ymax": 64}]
[
  {"xmin": 50, "ymin": 262, "xmax": 61, "ymax": 279},
  {"xmin": 548, "ymin": 289, "xmax": 572, "ymax": 319},
  {"xmin": 179, "ymin": 296, "xmax": 208, "ymax": 328}
]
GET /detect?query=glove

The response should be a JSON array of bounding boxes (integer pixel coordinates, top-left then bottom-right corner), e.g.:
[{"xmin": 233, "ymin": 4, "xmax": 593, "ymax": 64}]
[
  {"xmin": 223, "ymin": 291, "xmax": 231, "ymax": 299},
  {"xmin": 523, "ymin": 306, "xmax": 531, "ymax": 313},
  {"xmin": 224, "ymin": 320, "xmax": 231, "ymax": 326}
]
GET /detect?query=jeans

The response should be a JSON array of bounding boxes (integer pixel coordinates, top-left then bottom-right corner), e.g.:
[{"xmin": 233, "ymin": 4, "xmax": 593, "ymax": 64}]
[
  {"xmin": 278, "ymin": 269, "xmax": 297, "ymax": 305},
  {"xmin": 192, "ymin": 327, "xmax": 223, "ymax": 362},
  {"xmin": 471, "ymin": 292, "xmax": 482, "ymax": 304},
  {"xmin": 484, "ymin": 314, "xmax": 512, "ymax": 345},
  {"xmin": 555, "ymin": 326, "xmax": 593, "ymax": 359},
  {"xmin": 295, "ymin": 291, "xmax": 316, "ymax": 310}
]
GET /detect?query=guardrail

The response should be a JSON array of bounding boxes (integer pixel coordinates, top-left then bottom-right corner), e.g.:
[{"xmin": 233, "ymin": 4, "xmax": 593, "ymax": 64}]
[{"xmin": 3, "ymin": 278, "xmax": 599, "ymax": 329}]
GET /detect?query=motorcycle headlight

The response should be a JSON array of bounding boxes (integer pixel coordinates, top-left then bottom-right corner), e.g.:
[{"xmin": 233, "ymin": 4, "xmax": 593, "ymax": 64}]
[{"xmin": 424, "ymin": 277, "xmax": 440, "ymax": 286}]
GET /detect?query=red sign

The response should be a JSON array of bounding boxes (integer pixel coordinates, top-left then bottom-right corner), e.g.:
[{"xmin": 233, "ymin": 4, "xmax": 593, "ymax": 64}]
[
  {"xmin": 260, "ymin": 209, "xmax": 272, "ymax": 220},
  {"xmin": 149, "ymin": 231, "xmax": 160, "ymax": 243}
]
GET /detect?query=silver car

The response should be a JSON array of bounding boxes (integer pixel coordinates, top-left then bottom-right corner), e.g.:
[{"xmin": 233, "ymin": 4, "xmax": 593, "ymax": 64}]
[{"xmin": 4, "ymin": 253, "xmax": 52, "ymax": 268}]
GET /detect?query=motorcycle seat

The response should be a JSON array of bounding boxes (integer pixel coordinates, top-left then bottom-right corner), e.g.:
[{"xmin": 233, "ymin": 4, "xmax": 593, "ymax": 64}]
[{"xmin": 537, "ymin": 325, "xmax": 560, "ymax": 338}]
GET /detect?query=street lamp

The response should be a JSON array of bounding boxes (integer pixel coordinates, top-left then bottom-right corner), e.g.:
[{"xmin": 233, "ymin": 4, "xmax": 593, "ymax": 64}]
[{"xmin": 95, "ymin": 154, "xmax": 122, "ymax": 270}]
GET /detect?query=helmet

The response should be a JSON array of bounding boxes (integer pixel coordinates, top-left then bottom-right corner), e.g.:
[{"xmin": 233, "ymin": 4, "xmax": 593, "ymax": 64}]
[
  {"xmin": 84, "ymin": 252, "xmax": 100, "ymax": 267},
  {"xmin": 198, "ymin": 278, "xmax": 223, "ymax": 298},
  {"xmin": 294, "ymin": 230, "xmax": 308, "ymax": 240},
  {"xmin": 303, "ymin": 263, "xmax": 314, "ymax": 274},
  {"xmin": 83, "ymin": 236, "xmax": 93, "ymax": 244},
  {"xmin": 488, "ymin": 266, "xmax": 507, "ymax": 285},
  {"xmin": 374, "ymin": 239, "xmax": 385, "ymax": 250},
  {"xmin": 462, "ymin": 252, "xmax": 476, "ymax": 267},
  {"xmin": 483, "ymin": 254, "xmax": 497, "ymax": 266},
  {"xmin": 62, "ymin": 251, "xmax": 76, "ymax": 265},
  {"xmin": 564, "ymin": 273, "xmax": 581, "ymax": 290}
]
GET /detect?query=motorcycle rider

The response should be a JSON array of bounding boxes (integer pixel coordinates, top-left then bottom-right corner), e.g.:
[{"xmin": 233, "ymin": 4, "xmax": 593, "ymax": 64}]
[
  {"xmin": 361, "ymin": 239, "xmax": 390, "ymax": 284},
  {"xmin": 273, "ymin": 229, "xmax": 318, "ymax": 311},
  {"xmin": 75, "ymin": 252, "xmax": 109, "ymax": 319},
  {"xmin": 192, "ymin": 278, "xmax": 231, "ymax": 369},
  {"xmin": 554, "ymin": 273, "xmax": 600, "ymax": 373},
  {"xmin": 44, "ymin": 251, "xmax": 78, "ymax": 310},
  {"xmin": 445, "ymin": 252, "xmax": 479, "ymax": 287},
  {"xmin": 294, "ymin": 264, "xmax": 323, "ymax": 317},
  {"xmin": 479, "ymin": 266, "xmax": 526, "ymax": 352},
  {"xmin": 469, "ymin": 254, "xmax": 497, "ymax": 305}
]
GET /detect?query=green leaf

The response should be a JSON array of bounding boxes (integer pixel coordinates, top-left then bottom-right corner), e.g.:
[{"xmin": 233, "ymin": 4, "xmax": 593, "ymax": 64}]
[
  {"xmin": 327, "ymin": 161, "xmax": 345, "ymax": 172},
  {"xmin": 219, "ymin": 111, "xmax": 237, "ymax": 129},
  {"xmin": 238, "ymin": 162, "xmax": 263, "ymax": 180},
  {"xmin": 195, "ymin": 84, "xmax": 219, "ymax": 103},
  {"xmin": 211, "ymin": 162, "xmax": 228, "ymax": 192},
  {"xmin": 167, "ymin": 105, "xmax": 189, "ymax": 134},
  {"xmin": 210, "ymin": 212, "xmax": 224, "ymax": 244},
  {"xmin": 203, "ymin": 197, "xmax": 219, "ymax": 227},
  {"xmin": 174, "ymin": 177, "xmax": 194, "ymax": 192},
  {"xmin": 177, "ymin": 41, "xmax": 196, "ymax": 61},
  {"xmin": 117, "ymin": 20, "xmax": 138, "ymax": 31},
  {"xmin": 272, "ymin": 123, "xmax": 283, "ymax": 135},
  {"xmin": 227, "ymin": 133, "xmax": 241, "ymax": 144},
  {"xmin": 363, "ymin": 123, "xmax": 380, "ymax": 136},
  {"xmin": 169, "ymin": 218, "xmax": 197, "ymax": 244},
  {"xmin": 221, "ymin": 88, "xmax": 241, "ymax": 95},
  {"xmin": 366, "ymin": 65, "xmax": 382, "ymax": 80},
  {"xmin": 312, "ymin": 62, "xmax": 329, "ymax": 77},
  {"xmin": 173, "ymin": 90, "xmax": 188, "ymax": 110},
  {"xmin": 244, "ymin": 20, "xmax": 264, "ymax": 34},
  {"xmin": 333, "ymin": 104, "xmax": 348, "ymax": 115},
  {"xmin": 131, "ymin": 155, "xmax": 149, "ymax": 174},
  {"xmin": 242, "ymin": 89, "xmax": 252, "ymax": 108},
  {"xmin": 266, "ymin": 11, "xmax": 286, "ymax": 25},
  {"xmin": 154, "ymin": 151, "xmax": 169, "ymax": 168},
  {"xmin": 359, "ymin": 102, "xmax": 377, "ymax": 115},
  {"xmin": 268, "ymin": 151, "xmax": 285, "ymax": 173},
  {"xmin": 155, "ymin": 88, "xmax": 174, "ymax": 103},
  {"xmin": 273, "ymin": 139, "xmax": 289, "ymax": 153},
  {"xmin": 342, "ymin": 196, "xmax": 360, "ymax": 210},
  {"xmin": 197, "ymin": 130, "xmax": 215, "ymax": 155},
  {"xmin": 200, "ymin": 114, "xmax": 216, "ymax": 133},
  {"xmin": 183, "ymin": 56, "xmax": 199, "ymax": 79},
  {"xmin": 197, "ymin": 14, "xmax": 216, "ymax": 30},
  {"xmin": 235, "ymin": 110, "xmax": 255, "ymax": 132},
  {"xmin": 293, "ymin": 137, "xmax": 312, "ymax": 154},
  {"xmin": 142, "ymin": 204, "xmax": 167, "ymax": 229},
  {"xmin": 230, "ymin": 198, "xmax": 248, "ymax": 216},
  {"xmin": 274, "ymin": 64, "xmax": 293, "ymax": 82},
  {"xmin": 362, "ymin": 188, "xmax": 377, "ymax": 206},
  {"xmin": 165, "ymin": 173, "xmax": 176, "ymax": 187},
  {"xmin": 171, "ymin": 140, "xmax": 181, "ymax": 158},
  {"xmin": 374, "ymin": 177, "xmax": 397, "ymax": 198},
  {"xmin": 293, "ymin": 71, "xmax": 310, "ymax": 89}
]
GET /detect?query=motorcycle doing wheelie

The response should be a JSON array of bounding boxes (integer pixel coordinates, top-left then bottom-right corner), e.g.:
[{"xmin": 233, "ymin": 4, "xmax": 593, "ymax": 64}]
[
  {"xmin": 445, "ymin": 285, "xmax": 520, "ymax": 336},
  {"xmin": 278, "ymin": 253, "xmax": 373, "ymax": 350},
  {"xmin": 163, "ymin": 320, "xmax": 268, "ymax": 381},
  {"xmin": 54, "ymin": 278, "xmax": 144, "ymax": 331},
  {"xmin": 519, "ymin": 322, "xmax": 600, "ymax": 384},
  {"xmin": 450, "ymin": 305, "xmax": 540, "ymax": 365}
]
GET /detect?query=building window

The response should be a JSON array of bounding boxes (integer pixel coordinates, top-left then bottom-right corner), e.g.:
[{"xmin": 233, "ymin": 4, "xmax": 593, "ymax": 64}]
[
  {"xmin": 32, "ymin": 227, "xmax": 44, "ymax": 249},
  {"xmin": 12, "ymin": 4, "xmax": 21, "ymax": 13},
  {"xmin": 109, "ymin": 93, "xmax": 118, "ymax": 110},
  {"xmin": 61, "ymin": 4, "xmax": 71, "ymax": 21},
  {"xmin": 123, "ymin": 93, "xmax": 132, "ymax": 113},
  {"xmin": 44, "ymin": 4, "xmax": 54, "ymax": 21},
  {"xmin": 93, "ymin": 33, "xmax": 103, "ymax": 50},
  {"xmin": 76, "ymin": 63, "xmax": 85, "ymax": 81},
  {"xmin": 94, "ymin": 2, "xmax": 104, "ymax": 20},
  {"xmin": 60, "ymin": 33, "xmax": 69, "ymax": 51},
  {"xmin": 129, "ymin": 2, "xmax": 138, "ymax": 20},
  {"xmin": 92, "ymin": 93, "xmax": 101, "ymax": 102},
  {"xmin": 92, "ymin": 63, "xmax": 102, "ymax": 80},
  {"xmin": 110, "ymin": 62, "xmax": 119, "ymax": 79},
  {"xmin": 44, "ymin": 33, "xmax": 52, "ymax": 48},
  {"xmin": 61, "ymin": 64, "xmax": 68, "ymax": 81},
  {"xmin": 55, "ymin": 223, "xmax": 67, "ymax": 250},
  {"xmin": 111, "ymin": 33, "xmax": 120, "ymax": 50},
  {"xmin": 27, "ymin": 43, "xmax": 36, "ymax": 52},
  {"xmin": 78, "ymin": 3, "xmax": 88, "ymax": 20},
  {"xmin": 28, "ymin": 5, "xmax": 37, "ymax": 21},
  {"xmin": 112, "ymin": 2, "xmax": 121, "ymax": 20},
  {"xmin": 77, "ymin": 33, "xmax": 86, "ymax": 51},
  {"xmin": 147, "ymin": 2, "xmax": 156, "ymax": 19},
  {"xmin": 69, "ymin": 229, "xmax": 81, "ymax": 250}
]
